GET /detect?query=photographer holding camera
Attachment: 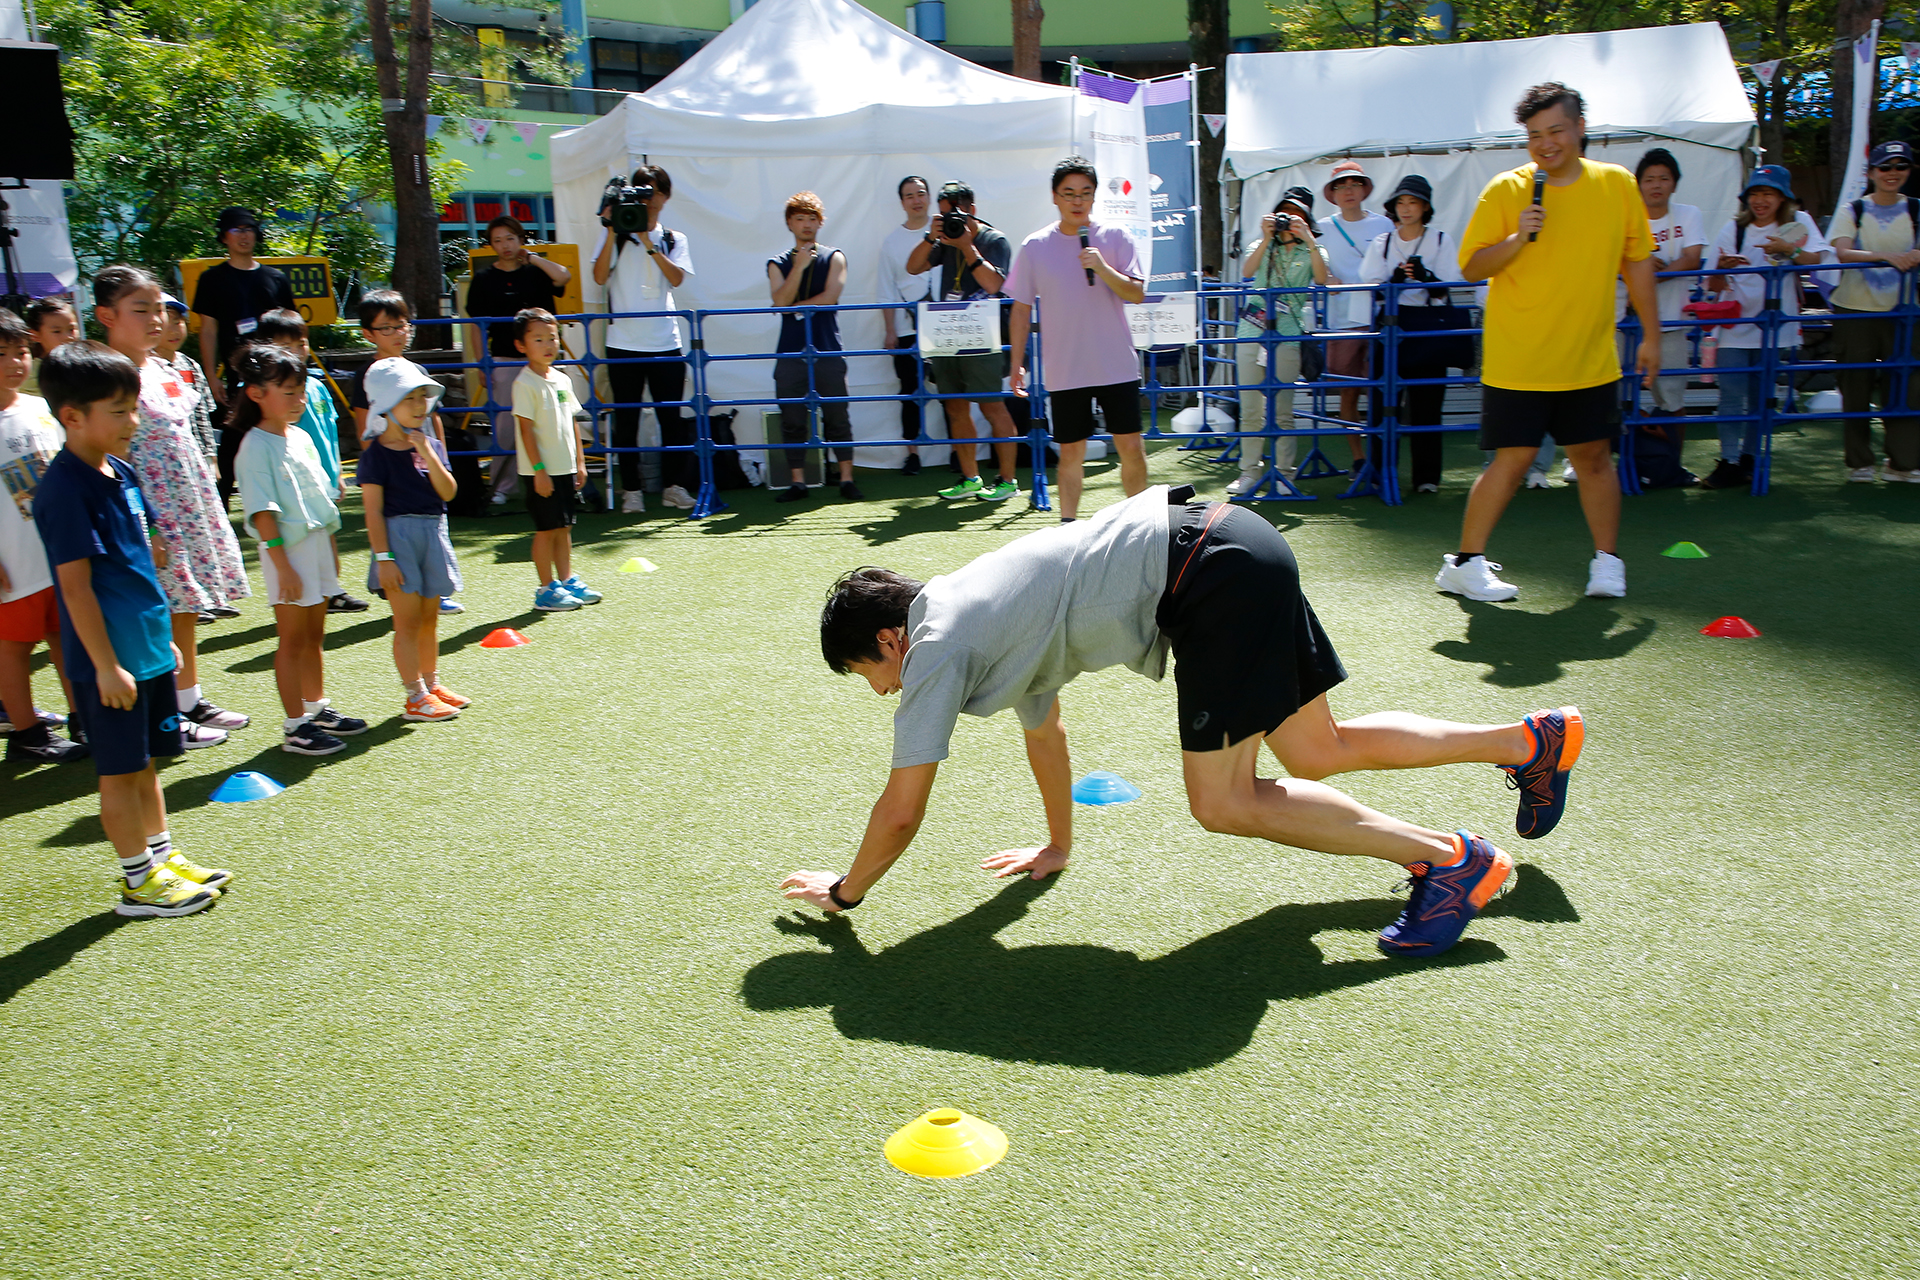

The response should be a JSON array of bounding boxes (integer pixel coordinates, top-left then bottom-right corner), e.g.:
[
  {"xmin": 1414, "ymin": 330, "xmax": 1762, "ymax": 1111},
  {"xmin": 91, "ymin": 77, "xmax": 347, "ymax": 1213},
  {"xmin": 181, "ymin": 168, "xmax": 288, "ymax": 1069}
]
[
  {"xmin": 1231, "ymin": 187, "xmax": 1328, "ymax": 496},
  {"xmin": 906, "ymin": 181, "xmax": 1022, "ymax": 502},
  {"xmin": 592, "ymin": 166, "xmax": 696, "ymax": 512},
  {"xmin": 1359, "ymin": 174, "xmax": 1463, "ymax": 494}
]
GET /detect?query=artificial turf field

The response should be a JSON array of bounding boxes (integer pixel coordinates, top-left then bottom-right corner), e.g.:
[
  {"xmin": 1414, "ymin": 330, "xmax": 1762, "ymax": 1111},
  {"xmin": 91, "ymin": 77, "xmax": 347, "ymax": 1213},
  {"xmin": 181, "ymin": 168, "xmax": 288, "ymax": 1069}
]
[{"xmin": 3, "ymin": 420, "xmax": 1915, "ymax": 1280}]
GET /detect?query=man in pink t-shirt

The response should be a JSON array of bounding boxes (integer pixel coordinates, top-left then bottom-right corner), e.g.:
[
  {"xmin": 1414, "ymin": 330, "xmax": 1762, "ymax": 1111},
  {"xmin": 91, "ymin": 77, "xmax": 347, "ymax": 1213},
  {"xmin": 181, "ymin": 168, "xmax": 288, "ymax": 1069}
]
[{"xmin": 1006, "ymin": 157, "xmax": 1149, "ymax": 521}]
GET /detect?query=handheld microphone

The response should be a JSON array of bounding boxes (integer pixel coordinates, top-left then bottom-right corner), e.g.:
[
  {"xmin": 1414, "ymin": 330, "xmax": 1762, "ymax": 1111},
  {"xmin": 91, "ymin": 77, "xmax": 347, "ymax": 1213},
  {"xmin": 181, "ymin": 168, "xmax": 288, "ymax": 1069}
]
[
  {"xmin": 1079, "ymin": 228, "xmax": 1095, "ymax": 286},
  {"xmin": 1529, "ymin": 169, "xmax": 1546, "ymax": 242}
]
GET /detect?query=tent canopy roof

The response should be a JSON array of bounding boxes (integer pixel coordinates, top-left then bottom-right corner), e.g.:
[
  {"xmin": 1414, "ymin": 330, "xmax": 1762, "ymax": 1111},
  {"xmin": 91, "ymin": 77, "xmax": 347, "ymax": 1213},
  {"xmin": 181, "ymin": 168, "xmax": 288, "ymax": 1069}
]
[
  {"xmin": 552, "ymin": 0, "xmax": 1075, "ymax": 178},
  {"xmin": 1225, "ymin": 22, "xmax": 1755, "ymax": 177},
  {"xmin": 648, "ymin": 0, "xmax": 1067, "ymax": 118}
]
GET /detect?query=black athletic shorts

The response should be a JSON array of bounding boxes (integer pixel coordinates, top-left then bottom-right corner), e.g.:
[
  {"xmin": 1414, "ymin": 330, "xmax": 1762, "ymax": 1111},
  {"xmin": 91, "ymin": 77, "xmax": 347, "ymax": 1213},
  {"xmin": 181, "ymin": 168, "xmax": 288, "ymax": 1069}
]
[
  {"xmin": 71, "ymin": 672, "xmax": 183, "ymax": 777},
  {"xmin": 1048, "ymin": 380, "xmax": 1141, "ymax": 445},
  {"xmin": 1155, "ymin": 498, "xmax": 1347, "ymax": 753},
  {"xmin": 1478, "ymin": 381, "xmax": 1621, "ymax": 450},
  {"xmin": 525, "ymin": 472, "xmax": 579, "ymax": 532}
]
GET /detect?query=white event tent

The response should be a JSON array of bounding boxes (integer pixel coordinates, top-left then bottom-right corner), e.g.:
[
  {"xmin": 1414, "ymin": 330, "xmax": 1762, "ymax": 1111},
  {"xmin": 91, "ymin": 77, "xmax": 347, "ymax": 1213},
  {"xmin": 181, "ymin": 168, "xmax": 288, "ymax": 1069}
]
[
  {"xmin": 551, "ymin": 0, "xmax": 1092, "ymax": 468},
  {"xmin": 1224, "ymin": 23, "xmax": 1757, "ymax": 263}
]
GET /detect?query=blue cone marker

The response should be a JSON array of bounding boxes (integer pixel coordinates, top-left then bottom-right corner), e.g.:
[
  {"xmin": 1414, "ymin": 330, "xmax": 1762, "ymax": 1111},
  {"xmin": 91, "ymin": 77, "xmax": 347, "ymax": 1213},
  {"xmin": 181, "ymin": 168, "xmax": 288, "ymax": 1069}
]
[
  {"xmin": 1072, "ymin": 771, "xmax": 1143, "ymax": 805},
  {"xmin": 211, "ymin": 771, "xmax": 286, "ymax": 803}
]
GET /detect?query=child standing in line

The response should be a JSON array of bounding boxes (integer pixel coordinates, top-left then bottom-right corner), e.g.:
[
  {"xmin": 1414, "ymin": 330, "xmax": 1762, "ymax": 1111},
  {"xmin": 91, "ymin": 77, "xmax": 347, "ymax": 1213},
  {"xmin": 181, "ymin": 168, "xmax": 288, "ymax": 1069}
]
[
  {"xmin": 254, "ymin": 308, "xmax": 371, "ymax": 615},
  {"xmin": 0, "ymin": 309, "xmax": 87, "ymax": 763},
  {"xmin": 22, "ymin": 298, "xmax": 78, "ymax": 399},
  {"xmin": 94, "ymin": 265, "xmax": 251, "ymax": 744},
  {"xmin": 155, "ymin": 295, "xmax": 219, "ymax": 466},
  {"xmin": 230, "ymin": 343, "xmax": 369, "ymax": 757},
  {"xmin": 349, "ymin": 290, "xmax": 464, "ymax": 617},
  {"xmin": 34, "ymin": 341, "xmax": 232, "ymax": 917},
  {"xmin": 511, "ymin": 308, "xmax": 601, "ymax": 612},
  {"xmin": 357, "ymin": 358, "xmax": 468, "ymax": 723}
]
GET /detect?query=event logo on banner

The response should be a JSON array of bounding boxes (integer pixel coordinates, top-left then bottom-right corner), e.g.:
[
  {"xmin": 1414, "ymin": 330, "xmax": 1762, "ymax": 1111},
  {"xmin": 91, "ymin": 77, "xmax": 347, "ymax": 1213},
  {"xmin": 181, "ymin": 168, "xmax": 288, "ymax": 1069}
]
[
  {"xmin": 918, "ymin": 300, "xmax": 999, "ymax": 356},
  {"xmin": 1077, "ymin": 72, "xmax": 1154, "ymax": 286},
  {"xmin": 1143, "ymin": 76, "xmax": 1198, "ymax": 292},
  {"xmin": 1126, "ymin": 293, "xmax": 1197, "ymax": 351}
]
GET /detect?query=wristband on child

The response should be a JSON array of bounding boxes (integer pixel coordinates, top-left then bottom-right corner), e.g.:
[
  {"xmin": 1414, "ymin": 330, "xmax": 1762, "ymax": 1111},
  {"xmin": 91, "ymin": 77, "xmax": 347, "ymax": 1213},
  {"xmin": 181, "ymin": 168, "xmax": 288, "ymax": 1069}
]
[
  {"xmin": 373, "ymin": 552, "xmax": 396, "ymax": 562},
  {"xmin": 532, "ymin": 461, "xmax": 546, "ymax": 472},
  {"xmin": 263, "ymin": 538, "xmax": 285, "ymax": 549}
]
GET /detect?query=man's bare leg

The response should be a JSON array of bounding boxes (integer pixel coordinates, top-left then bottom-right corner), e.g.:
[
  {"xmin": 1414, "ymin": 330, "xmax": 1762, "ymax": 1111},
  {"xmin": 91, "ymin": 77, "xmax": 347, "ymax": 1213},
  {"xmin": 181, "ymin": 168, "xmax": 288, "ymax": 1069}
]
[
  {"xmin": 1265, "ymin": 694, "xmax": 1530, "ymax": 779},
  {"xmin": 1563, "ymin": 438, "xmax": 1620, "ymax": 555},
  {"xmin": 944, "ymin": 401, "xmax": 981, "ymax": 481},
  {"xmin": 981, "ymin": 401, "xmax": 1020, "ymax": 482},
  {"xmin": 1056, "ymin": 439, "xmax": 1087, "ymax": 519},
  {"xmin": 1456, "ymin": 446, "xmax": 1536, "ymax": 555},
  {"xmin": 1112, "ymin": 432, "xmax": 1148, "ymax": 496}
]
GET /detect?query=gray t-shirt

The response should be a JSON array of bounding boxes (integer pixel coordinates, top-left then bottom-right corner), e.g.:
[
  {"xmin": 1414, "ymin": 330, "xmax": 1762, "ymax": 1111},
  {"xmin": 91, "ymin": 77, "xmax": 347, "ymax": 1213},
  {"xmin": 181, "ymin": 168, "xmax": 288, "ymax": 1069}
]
[{"xmin": 890, "ymin": 486, "xmax": 1175, "ymax": 768}]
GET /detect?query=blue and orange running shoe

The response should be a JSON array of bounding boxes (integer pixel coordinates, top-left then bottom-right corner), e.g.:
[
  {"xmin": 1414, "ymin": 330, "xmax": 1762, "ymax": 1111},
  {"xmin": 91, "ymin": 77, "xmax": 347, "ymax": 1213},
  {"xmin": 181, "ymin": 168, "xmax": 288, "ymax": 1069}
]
[
  {"xmin": 1503, "ymin": 705, "xmax": 1583, "ymax": 839},
  {"xmin": 1376, "ymin": 830, "xmax": 1514, "ymax": 958}
]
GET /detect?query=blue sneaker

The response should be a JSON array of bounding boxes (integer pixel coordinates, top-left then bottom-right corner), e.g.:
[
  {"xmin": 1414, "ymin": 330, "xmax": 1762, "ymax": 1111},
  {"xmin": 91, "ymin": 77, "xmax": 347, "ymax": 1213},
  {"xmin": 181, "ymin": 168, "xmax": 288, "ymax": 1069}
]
[
  {"xmin": 439, "ymin": 597, "xmax": 465, "ymax": 615},
  {"xmin": 1376, "ymin": 831, "xmax": 1514, "ymax": 958},
  {"xmin": 1502, "ymin": 706, "xmax": 1582, "ymax": 840},
  {"xmin": 560, "ymin": 575, "xmax": 602, "ymax": 605},
  {"xmin": 534, "ymin": 582, "xmax": 581, "ymax": 612}
]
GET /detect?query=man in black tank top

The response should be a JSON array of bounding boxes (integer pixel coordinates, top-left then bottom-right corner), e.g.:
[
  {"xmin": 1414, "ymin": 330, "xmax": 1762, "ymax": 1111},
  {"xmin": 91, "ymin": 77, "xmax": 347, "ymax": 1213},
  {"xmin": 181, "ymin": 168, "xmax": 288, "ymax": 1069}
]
[{"xmin": 767, "ymin": 192, "xmax": 860, "ymax": 503}]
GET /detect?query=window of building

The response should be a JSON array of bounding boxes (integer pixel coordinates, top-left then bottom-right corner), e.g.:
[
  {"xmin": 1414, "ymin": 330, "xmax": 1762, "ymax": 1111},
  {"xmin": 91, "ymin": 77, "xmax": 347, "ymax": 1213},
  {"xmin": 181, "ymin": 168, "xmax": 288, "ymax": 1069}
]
[{"xmin": 439, "ymin": 193, "xmax": 558, "ymax": 247}]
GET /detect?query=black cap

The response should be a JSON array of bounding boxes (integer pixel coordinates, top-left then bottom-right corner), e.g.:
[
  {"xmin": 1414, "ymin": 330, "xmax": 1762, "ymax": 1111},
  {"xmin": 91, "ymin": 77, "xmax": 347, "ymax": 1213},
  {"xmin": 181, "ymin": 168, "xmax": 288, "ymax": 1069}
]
[
  {"xmin": 1384, "ymin": 174, "xmax": 1433, "ymax": 209},
  {"xmin": 1278, "ymin": 185, "xmax": 1315, "ymax": 217},
  {"xmin": 216, "ymin": 207, "xmax": 263, "ymax": 240}
]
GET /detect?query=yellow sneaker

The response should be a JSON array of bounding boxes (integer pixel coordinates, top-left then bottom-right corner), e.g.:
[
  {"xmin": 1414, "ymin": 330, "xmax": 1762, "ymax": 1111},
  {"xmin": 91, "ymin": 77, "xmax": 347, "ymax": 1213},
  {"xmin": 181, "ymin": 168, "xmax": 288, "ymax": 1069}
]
[
  {"xmin": 117, "ymin": 869, "xmax": 219, "ymax": 918},
  {"xmin": 164, "ymin": 850, "xmax": 233, "ymax": 890}
]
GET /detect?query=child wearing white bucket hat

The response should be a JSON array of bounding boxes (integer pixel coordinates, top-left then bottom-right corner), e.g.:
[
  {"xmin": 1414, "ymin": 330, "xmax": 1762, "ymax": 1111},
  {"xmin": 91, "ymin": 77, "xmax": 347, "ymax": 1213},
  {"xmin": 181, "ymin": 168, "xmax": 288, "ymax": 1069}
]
[{"xmin": 355, "ymin": 358, "xmax": 470, "ymax": 723}]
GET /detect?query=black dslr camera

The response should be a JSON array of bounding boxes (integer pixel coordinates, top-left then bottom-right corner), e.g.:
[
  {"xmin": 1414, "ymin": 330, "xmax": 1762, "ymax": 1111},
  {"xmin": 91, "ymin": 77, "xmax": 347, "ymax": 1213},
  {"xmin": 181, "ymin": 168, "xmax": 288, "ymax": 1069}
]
[
  {"xmin": 600, "ymin": 175, "xmax": 654, "ymax": 235},
  {"xmin": 939, "ymin": 208, "xmax": 970, "ymax": 240},
  {"xmin": 1395, "ymin": 255, "xmax": 1440, "ymax": 284}
]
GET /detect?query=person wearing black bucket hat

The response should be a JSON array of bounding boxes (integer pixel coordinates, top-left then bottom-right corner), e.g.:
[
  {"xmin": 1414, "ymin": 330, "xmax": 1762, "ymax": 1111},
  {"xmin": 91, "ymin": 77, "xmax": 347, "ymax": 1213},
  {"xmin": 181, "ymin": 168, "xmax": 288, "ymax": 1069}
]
[
  {"xmin": 1360, "ymin": 173, "xmax": 1463, "ymax": 494},
  {"xmin": 1827, "ymin": 139, "xmax": 1920, "ymax": 482},
  {"xmin": 1444, "ymin": 82, "xmax": 1660, "ymax": 603},
  {"xmin": 191, "ymin": 206, "xmax": 294, "ymax": 503}
]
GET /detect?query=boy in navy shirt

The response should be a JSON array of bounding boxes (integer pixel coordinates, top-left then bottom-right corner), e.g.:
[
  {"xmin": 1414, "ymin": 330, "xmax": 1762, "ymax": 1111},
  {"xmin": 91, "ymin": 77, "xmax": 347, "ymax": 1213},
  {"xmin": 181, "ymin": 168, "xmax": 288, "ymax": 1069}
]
[{"xmin": 34, "ymin": 342, "xmax": 233, "ymax": 918}]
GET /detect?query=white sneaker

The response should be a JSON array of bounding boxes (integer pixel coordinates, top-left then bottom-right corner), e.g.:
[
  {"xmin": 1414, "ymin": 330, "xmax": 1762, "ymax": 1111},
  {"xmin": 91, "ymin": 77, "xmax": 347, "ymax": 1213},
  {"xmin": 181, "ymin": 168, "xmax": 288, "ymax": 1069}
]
[
  {"xmin": 1585, "ymin": 551, "xmax": 1626, "ymax": 598},
  {"xmin": 490, "ymin": 492, "xmax": 508, "ymax": 505},
  {"xmin": 1435, "ymin": 554, "xmax": 1518, "ymax": 601},
  {"xmin": 1847, "ymin": 466, "xmax": 1878, "ymax": 483},
  {"xmin": 1562, "ymin": 462, "xmax": 1578, "ymax": 482},
  {"xmin": 620, "ymin": 490, "xmax": 646, "ymax": 513},
  {"xmin": 1883, "ymin": 467, "xmax": 1920, "ymax": 484},
  {"xmin": 662, "ymin": 485, "xmax": 696, "ymax": 509},
  {"xmin": 1225, "ymin": 467, "xmax": 1266, "ymax": 498},
  {"xmin": 179, "ymin": 721, "xmax": 228, "ymax": 750},
  {"xmin": 1415, "ymin": 482, "xmax": 1439, "ymax": 494}
]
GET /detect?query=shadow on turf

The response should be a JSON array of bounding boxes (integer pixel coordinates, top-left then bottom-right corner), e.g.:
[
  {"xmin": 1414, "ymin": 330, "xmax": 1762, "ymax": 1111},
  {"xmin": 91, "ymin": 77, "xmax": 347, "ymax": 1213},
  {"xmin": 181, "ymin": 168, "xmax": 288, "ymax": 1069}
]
[
  {"xmin": 1432, "ymin": 598, "xmax": 1656, "ymax": 687},
  {"xmin": 742, "ymin": 865, "xmax": 1576, "ymax": 1075},
  {"xmin": 0, "ymin": 912, "xmax": 130, "ymax": 1005}
]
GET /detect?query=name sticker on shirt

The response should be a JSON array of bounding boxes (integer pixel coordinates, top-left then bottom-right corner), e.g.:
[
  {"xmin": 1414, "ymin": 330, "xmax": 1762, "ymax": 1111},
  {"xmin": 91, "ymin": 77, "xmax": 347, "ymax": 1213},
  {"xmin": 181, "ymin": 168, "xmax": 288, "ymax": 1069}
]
[
  {"xmin": 917, "ymin": 300, "xmax": 998, "ymax": 357},
  {"xmin": 236, "ymin": 317, "xmax": 258, "ymax": 335}
]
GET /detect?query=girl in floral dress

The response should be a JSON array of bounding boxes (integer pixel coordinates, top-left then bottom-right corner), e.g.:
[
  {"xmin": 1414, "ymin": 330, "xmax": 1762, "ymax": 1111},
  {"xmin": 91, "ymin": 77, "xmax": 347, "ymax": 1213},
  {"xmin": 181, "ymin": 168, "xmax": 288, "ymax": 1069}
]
[{"xmin": 93, "ymin": 265, "xmax": 252, "ymax": 743}]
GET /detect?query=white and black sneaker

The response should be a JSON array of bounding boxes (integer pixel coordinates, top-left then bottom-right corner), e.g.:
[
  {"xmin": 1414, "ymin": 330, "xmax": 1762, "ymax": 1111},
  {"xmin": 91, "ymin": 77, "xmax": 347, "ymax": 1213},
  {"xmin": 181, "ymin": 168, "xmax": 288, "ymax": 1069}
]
[
  {"xmin": 184, "ymin": 699, "xmax": 250, "ymax": 731},
  {"xmin": 309, "ymin": 706, "xmax": 369, "ymax": 737},
  {"xmin": 283, "ymin": 721, "xmax": 348, "ymax": 756},
  {"xmin": 179, "ymin": 721, "xmax": 228, "ymax": 750},
  {"xmin": 6, "ymin": 728, "xmax": 89, "ymax": 763},
  {"xmin": 1435, "ymin": 553, "xmax": 1519, "ymax": 602}
]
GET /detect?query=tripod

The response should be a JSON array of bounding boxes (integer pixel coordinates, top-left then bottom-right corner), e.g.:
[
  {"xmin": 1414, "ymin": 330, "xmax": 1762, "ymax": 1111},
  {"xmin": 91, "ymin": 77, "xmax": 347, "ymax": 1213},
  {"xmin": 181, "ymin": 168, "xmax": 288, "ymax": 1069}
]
[{"xmin": 1, "ymin": 179, "xmax": 32, "ymax": 315}]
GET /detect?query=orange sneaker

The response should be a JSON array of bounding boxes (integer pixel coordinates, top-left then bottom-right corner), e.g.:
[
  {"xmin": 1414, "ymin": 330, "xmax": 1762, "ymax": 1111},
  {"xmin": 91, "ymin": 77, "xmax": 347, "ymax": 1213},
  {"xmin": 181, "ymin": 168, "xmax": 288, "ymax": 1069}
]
[
  {"xmin": 428, "ymin": 684, "xmax": 471, "ymax": 709},
  {"xmin": 403, "ymin": 692, "xmax": 459, "ymax": 722}
]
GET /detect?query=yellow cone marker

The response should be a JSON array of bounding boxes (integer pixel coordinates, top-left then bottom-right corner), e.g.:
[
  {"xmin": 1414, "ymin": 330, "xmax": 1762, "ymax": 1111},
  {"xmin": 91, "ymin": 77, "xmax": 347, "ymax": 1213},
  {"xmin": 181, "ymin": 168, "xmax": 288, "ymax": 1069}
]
[
  {"xmin": 619, "ymin": 557, "xmax": 658, "ymax": 574},
  {"xmin": 883, "ymin": 1109, "xmax": 1008, "ymax": 1179}
]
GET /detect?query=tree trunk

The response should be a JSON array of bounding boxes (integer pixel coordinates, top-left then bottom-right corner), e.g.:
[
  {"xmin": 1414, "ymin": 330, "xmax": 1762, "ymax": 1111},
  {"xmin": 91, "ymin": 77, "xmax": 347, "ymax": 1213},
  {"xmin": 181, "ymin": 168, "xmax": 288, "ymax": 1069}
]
[
  {"xmin": 1189, "ymin": 0, "xmax": 1228, "ymax": 276},
  {"xmin": 1829, "ymin": 0, "xmax": 1885, "ymax": 201},
  {"xmin": 368, "ymin": 0, "xmax": 441, "ymax": 319},
  {"xmin": 1012, "ymin": 0, "xmax": 1045, "ymax": 81}
]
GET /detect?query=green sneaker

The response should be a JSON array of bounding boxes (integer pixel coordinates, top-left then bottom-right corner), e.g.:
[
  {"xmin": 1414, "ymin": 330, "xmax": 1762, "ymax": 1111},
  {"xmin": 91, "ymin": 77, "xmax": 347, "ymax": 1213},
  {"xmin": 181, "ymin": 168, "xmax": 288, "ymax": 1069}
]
[
  {"xmin": 165, "ymin": 849, "xmax": 233, "ymax": 891},
  {"xmin": 116, "ymin": 869, "xmax": 219, "ymax": 919},
  {"xmin": 937, "ymin": 476, "xmax": 985, "ymax": 500},
  {"xmin": 978, "ymin": 478, "xmax": 1021, "ymax": 502}
]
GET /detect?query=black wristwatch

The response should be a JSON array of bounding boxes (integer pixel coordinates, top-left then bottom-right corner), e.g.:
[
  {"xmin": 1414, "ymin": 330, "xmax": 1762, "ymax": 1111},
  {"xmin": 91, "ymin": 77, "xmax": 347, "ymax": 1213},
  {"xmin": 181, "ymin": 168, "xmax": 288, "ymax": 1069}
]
[{"xmin": 828, "ymin": 876, "xmax": 864, "ymax": 910}]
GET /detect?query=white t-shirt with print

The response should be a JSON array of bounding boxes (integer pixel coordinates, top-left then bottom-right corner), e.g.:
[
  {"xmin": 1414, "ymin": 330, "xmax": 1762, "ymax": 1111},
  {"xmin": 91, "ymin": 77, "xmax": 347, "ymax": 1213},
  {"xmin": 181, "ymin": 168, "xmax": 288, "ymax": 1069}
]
[
  {"xmin": 1317, "ymin": 210, "xmax": 1393, "ymax": 329},
  {"xmin": 594, "ymin": 227, "xmax": 694, "ymax": 353},
  {"xmin": 511, "ymin": 366, "xmax": 583, "ymax": 476},
  {"xmin": 1708, "ymin": 210, "xmax": 1830, "ymax": 350},
  {"xmin": 0, "ymin": 395, "xmax": 63, "ymax": 602},
  {"xmin": 1615, "ymin": 202, "xmax": 1707, "ymax": 328}
]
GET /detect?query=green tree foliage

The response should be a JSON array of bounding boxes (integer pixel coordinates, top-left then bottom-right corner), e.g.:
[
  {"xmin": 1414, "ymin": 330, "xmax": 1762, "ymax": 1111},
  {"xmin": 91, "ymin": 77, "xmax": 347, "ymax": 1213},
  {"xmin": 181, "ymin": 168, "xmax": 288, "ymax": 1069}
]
[{"xmin": 40, "ymin": 0, "xmax": 570, "ymax": 300}]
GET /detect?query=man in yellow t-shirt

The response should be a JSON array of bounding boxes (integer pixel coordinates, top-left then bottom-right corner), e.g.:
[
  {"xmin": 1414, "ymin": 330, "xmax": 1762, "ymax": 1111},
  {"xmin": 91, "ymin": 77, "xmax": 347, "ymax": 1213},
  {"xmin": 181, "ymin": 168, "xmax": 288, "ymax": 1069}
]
[{"xmin": 1436, "ymin": 83, "xmax": 1661, "ymax": 604}]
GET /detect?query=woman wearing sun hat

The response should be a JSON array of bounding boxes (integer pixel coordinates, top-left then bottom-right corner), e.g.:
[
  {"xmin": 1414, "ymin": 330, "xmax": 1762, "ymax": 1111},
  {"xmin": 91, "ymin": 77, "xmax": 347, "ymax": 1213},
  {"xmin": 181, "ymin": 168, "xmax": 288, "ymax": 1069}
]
[{"xmin": 1318, "ymin": 161, "xmax": 1393, "ymax": 461}]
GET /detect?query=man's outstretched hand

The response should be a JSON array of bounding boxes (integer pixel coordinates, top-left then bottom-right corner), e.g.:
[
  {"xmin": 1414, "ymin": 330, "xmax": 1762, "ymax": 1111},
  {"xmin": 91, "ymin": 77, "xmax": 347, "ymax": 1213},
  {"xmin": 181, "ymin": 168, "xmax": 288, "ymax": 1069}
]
[
  {"xmin": 781, "ymin": 869, "xmax": 846, "ymax": 912},
  {"xmin": 981, "ymin": 845, "xmax": 1069, "ymax": 880}
]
